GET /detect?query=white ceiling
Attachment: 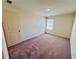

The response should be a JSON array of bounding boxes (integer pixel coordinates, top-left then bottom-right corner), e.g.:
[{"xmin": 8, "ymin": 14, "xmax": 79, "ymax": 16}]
[{"xmin": 3, "ymin": 0, "xmax": 76, "ymax": 16}]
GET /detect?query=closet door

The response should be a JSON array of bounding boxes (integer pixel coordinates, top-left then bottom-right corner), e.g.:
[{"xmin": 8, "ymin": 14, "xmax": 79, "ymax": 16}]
[{"xmin": 3, "ymin": 10, "xmax": 22, "ymax": 47}]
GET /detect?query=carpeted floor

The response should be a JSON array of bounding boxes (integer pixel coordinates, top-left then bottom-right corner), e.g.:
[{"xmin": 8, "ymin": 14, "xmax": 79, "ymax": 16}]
[{"xmin": 8, "ymin": 34, "xmax": 71, "ymax": 59}]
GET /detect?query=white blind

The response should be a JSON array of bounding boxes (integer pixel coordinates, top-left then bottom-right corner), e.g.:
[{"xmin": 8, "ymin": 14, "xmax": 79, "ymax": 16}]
[{"xmin": 47, "ymin": 19, "xmax": 54, "ymax": 30}]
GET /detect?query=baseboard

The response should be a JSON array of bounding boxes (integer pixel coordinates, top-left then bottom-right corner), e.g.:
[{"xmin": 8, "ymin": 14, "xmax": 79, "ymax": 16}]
[
  {"xmin": 8, "ymin": 32, "xmax": 44, "ymax": 48},
  {"xmin": 46, "ymin": 33, "xmax": 70, "ymax": 39},
  {"xmin": 24, "ymin": 32, "xmax": 44, "ymax": 41}
]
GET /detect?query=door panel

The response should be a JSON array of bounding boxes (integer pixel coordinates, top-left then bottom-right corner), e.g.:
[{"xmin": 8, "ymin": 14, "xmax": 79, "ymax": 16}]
[{"xmin": 3, "ymin": 10, "xmax": 21, "ymax": 47}]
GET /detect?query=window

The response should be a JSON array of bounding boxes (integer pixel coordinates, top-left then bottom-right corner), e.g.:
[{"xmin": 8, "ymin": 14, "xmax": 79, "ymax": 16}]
[{"xmin": 47, "ymin": 19, "xmax": 54, "ymax": 30}]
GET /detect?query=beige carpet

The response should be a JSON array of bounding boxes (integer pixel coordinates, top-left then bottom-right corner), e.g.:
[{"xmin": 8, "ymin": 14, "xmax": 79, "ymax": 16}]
[{"xmin": 8, "ymin": 34, "xmax": 71, "ymax": 59}]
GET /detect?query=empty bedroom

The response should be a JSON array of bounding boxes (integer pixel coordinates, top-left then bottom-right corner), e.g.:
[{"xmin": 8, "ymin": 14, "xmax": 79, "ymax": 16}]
[{"xmin": 2, "ymin": 0, "xmax": 76, "ymax": 59}]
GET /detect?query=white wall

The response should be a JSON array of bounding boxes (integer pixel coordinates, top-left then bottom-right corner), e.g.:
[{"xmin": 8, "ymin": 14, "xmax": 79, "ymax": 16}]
[
  {"xmin": 3, "ymin": 9, "xmax": 45, "ymax": 47},
  {"xmin": 47, "ymin": 13, "xmax": 75, "ymax": 38},
  {"xmin": 70, "ymin": 20, "xmax": 76, "ymax": 59},
  {"xmin": 3, "ymin": 1, "xmax": 45, "ymax": 47},
  {"xmin": 19, "ymin": 11, "xmax": 45, "ymax": 41}
]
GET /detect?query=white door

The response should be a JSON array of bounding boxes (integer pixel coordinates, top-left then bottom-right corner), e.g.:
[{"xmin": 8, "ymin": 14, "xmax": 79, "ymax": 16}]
[{"xmin": 3, "ymin": 10, "xmax": 22, "ymax": 47}]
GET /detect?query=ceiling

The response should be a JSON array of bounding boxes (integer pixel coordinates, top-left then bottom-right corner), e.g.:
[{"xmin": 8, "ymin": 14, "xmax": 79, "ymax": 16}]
[{"xmin": 3, "ymin": 0, "xmax": 76, "ymax": 16}]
